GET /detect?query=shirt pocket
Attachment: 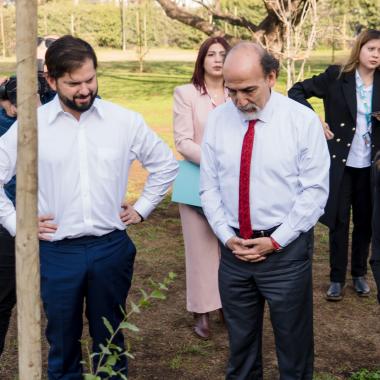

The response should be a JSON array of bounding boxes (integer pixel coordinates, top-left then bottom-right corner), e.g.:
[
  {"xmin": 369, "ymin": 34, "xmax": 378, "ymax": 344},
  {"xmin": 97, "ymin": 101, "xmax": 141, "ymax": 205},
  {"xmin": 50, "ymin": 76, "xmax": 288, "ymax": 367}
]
[{"xmin": 96, "ymin": 147, "xmax": 121, "ymax": 181}]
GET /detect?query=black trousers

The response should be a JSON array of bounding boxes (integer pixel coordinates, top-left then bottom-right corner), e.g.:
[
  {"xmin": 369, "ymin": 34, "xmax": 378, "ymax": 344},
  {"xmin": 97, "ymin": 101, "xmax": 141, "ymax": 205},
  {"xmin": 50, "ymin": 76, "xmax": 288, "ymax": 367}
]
[
  {"xmin": 329, "ymin": 166, "xmax": 372, "ymax": 283},
  {"xmin": 371, "ymin": 160, "xmax": 380, "ymax": 304},
  {"xmin": 219, "ymin": 230, "xmax": 314, "ymax": 380},
  {"xmin": 0, "ymin": 226, "xmax": 16, "ymax": 357}
]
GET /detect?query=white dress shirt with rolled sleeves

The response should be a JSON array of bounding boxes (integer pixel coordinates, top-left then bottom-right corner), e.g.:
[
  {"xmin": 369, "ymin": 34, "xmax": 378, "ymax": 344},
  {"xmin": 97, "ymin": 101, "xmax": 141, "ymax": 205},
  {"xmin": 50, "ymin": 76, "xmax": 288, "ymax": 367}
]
[
  {"xmin": 200, "ymin": 90, "xmax": 330, "ymax": 247},
  {"xmin": 0, "ymin": 95, "xmax": 178, "ymax": 240}
]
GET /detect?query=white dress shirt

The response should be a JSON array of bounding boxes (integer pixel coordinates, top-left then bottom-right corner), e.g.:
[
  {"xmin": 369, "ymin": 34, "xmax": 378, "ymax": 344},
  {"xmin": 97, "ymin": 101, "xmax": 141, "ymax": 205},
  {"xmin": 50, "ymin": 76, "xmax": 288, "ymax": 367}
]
[
  {"xmin": 0, "ymin": 96, "xmax": 178, "ymax": 240},
  {"xmin": 346, "ymin": 70, "xmax": 372, "ymax": 168},
  {"xmin": 200, "ymin": 90, "xmax": 330, "ymax": 247}
]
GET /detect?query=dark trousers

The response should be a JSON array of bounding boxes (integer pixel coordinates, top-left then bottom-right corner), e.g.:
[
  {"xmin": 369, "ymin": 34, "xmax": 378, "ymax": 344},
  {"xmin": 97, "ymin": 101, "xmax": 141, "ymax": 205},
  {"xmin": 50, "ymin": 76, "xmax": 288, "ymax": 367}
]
[
  {"xmin": 40, "ymin": 230, "xmax": 136, "ymax": 380},
  {"xmin": 329, "ymin": 166, "xmax": 372, "ymax": 283},
  {"xmin": 219, "ymin": 230, "xmax": 314, "ymax": 380},
  {"xmin": 0, "ymin": 226, "xmax": 16, "ymax": 357},
  {"xmin": 371, "ymin": 161, "xmax": 380, "ymax": 303}
]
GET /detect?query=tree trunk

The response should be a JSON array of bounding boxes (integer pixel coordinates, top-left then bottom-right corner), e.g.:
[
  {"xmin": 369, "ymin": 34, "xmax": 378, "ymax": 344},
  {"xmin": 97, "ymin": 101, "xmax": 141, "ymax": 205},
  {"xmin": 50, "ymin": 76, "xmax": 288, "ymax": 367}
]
[
  {"xmin": 120, "ymin": 0, "xmax": 126, "ymax": 51},
  {"xmin": 15, "ymin": 0, "xmax": 41, "ymax": 379},
  {"xmin": 0, "ymin": 0, "xmax": 6, "ymax": 57},
  {"xmin": 155, "ymin": 0, "xmax": 316, "ymax": 54}
]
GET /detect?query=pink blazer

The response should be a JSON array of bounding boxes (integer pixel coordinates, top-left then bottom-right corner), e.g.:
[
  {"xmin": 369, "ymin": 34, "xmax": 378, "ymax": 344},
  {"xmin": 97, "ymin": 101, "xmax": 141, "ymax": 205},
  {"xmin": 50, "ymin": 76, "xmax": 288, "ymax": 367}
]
[{"xmin": 173, "ymin": 83, "xmax": 228, "ymax": 165}]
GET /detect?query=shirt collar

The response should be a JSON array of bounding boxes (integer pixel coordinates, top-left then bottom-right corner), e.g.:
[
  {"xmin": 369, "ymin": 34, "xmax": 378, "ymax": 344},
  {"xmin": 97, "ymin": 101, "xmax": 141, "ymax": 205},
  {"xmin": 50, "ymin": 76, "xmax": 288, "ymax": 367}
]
[
  {"xmin": 236, "ymin": 90, "xmax": 276, "ymax": 125},
  {"xmin": 355, "ymin": 70, "xmax": 373, "ymax": 91},
  {"xmin": 47, "ymin": 95, "xmax": 104, "ymax": 125}
]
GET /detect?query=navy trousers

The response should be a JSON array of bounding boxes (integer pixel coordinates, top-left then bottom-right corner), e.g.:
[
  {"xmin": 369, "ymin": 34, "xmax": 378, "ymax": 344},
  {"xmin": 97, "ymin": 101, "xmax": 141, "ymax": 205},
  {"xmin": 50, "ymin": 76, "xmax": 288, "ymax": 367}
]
[
  {"xmin": 0, "ymin": 226, "xmax": 16, "ymax": 357},
  {"xmin": 219, "ymin": 230, "xmax": 314, "ymax": 380},
  {"xmin": 40, "ymin": 230, "xmax": 136, "ymax": 380}
]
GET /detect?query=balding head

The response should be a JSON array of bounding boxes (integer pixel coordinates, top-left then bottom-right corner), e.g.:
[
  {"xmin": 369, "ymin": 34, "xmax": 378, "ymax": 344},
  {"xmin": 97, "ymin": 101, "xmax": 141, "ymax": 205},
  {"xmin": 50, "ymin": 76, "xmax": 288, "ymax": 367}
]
[
  {"xmin": 223, "ymin": 42, "xmax": 279, "ymax": 116},
  {"xmin": 224, "ymin": 42, "xmax": 279, "ymax": 80}
]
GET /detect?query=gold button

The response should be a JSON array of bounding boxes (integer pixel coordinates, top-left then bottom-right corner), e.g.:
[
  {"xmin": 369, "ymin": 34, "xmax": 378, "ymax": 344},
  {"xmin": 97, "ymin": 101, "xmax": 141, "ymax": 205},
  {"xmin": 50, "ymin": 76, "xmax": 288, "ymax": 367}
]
[
  {"xmin": 340, "ymin": 123, "xmax": 345, "ymax": 127},
  {"xmin": 342, "ymin": 159, "xmax": 346, "ymax": 163},
  {"xmin": 336, "ymin": 138, "xmax": 341, "ymax": 142},
  {"xmin": 352, "ymin": 127, "xmax": 356, "ymax": 131},
  {"xmin": 332, "ymin": 155, "xmax": 336, "ymax": 158},
  {"xmin": 372, "ymin": 144, "xmax": 375, "ymax": 148},
  {"xmin": 347, "ymin": 143, "xmax": 351, "ymax": 147}
]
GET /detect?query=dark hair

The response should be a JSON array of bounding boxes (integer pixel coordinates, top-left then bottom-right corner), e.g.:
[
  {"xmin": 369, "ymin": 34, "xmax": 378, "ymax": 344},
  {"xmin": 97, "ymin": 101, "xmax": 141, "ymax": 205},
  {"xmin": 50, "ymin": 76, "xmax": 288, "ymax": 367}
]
[
  {"xmin": 45, "ymin": 35, "xmax": 98, "ymax": 79},
  {"xmin": 191, "ymin": 36, "xmax": 231, "ymax": 93},
  {"xmin": 260, "ymin": 49, "xmax": 280, "ymax": 78}
]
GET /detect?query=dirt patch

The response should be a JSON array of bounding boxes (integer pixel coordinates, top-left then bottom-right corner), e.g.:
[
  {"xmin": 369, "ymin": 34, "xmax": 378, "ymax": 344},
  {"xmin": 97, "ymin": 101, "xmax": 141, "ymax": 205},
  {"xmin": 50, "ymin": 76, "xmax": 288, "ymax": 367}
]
[{"xmin": 0, "ymin": 168, "xmax": 379, "ymax": 379}]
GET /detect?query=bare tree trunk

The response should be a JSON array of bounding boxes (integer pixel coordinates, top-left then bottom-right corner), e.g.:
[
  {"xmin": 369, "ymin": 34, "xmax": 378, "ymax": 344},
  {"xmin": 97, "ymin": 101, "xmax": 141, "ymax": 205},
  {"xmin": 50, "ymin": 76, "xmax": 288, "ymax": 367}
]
[
  {"xmin": 0, "ymin": 0, "xmax": 6, "ymax": 57},
  {"xmin": 15, "ymin": 0, "xmax": 41, "ymax": 379},
  {"xmin": 120, "ymin": 0, "xmax": 126, "ymax": 51},
  {"xmin": 143, "ymin": 4, "xmax": 147, "ymax": 49},
  {"xmin": 71, "ymin": 13, "xmax": 74, "ymax": 34}
]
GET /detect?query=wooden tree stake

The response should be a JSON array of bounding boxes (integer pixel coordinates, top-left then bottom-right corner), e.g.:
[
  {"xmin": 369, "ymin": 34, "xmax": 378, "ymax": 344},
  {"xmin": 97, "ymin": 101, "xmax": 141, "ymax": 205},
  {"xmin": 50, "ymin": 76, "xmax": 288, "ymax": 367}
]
[{"xmin": 15, "ymin": 0, "xmax": 41, "ymax": 379}]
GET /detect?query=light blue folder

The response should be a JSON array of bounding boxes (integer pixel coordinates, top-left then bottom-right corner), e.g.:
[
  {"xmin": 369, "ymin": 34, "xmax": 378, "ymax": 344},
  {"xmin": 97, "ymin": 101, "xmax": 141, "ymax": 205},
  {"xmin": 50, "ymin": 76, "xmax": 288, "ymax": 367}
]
[{"xmin": 172, "ymin": 160, "xmax": 202, "ymax": 207}]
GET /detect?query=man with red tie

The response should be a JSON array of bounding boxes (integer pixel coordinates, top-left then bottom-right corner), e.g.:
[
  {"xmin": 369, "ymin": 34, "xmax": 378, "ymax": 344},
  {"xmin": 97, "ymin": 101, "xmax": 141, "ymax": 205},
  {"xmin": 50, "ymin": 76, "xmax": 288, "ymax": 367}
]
[{"xmin": 200, "ymin": 42, "xmax": 330, "ymax": 380}]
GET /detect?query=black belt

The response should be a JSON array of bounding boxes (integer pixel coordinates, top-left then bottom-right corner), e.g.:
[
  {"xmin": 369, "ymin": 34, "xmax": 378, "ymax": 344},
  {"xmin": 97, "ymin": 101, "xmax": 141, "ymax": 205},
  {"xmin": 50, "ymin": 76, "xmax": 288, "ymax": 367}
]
[{"xmin": 233, "ymin": 225, "xmax": 279, "ymax": 239}]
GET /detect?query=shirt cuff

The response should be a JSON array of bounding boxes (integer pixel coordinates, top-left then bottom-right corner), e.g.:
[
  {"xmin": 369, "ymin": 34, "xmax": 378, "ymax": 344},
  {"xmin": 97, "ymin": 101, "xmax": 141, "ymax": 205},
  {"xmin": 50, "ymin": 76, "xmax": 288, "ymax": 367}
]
[
  {"xmin": 216, "ymin": 225, "xmax": 236, "ymax": 246},
  {"xmin": 2, "ymin": 211, "xmax": 16, "ymax": 237},
  {"xmin": 133, "ymin": 196, "xmax": 156, "ymax": 220},
  {"xmin": 271, "ymin": 222, "xmax": 300, "ymax": 248}
]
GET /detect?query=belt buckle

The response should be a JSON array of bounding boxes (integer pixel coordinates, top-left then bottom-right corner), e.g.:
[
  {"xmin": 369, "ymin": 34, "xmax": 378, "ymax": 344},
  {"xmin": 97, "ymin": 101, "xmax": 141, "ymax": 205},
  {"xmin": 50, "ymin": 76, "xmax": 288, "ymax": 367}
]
[{"xmin": 259, "ymin": 230, "xmax": 265, "ymax": 237}]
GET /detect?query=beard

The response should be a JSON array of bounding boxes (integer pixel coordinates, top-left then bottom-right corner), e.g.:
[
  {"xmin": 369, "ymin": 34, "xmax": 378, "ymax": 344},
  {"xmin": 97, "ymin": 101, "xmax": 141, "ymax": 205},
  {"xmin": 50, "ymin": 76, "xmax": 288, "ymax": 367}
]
[
  {"xmin": 58, "ymin": 88, "xmax": 98, "ymax": 114},
  {"xmin": 236, "ymin": 102, "xmax": 261, "ymax": 120}
]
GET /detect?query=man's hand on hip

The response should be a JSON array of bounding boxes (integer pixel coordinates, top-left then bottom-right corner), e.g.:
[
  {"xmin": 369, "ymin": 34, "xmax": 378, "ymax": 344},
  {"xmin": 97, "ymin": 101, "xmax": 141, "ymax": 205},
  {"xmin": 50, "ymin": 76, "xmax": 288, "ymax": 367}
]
[
  {"xmin": 38, "ymin": 214, "xmax": 58, "ymax": 240},
  {"xmin": 230, "ymin": 237, "xmax": 275, "ymax": 262},
  {"xmin": 120, "ymin": 202, "xmax": 142, "ymax": 225}
]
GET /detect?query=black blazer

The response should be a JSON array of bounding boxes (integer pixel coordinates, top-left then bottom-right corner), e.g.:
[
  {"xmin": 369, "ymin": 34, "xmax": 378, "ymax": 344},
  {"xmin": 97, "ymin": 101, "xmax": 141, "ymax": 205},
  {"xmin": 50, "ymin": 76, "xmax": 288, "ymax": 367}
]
[{"xmin": 288, "ymin": 65, "xmax": 380, "ymax": 228}]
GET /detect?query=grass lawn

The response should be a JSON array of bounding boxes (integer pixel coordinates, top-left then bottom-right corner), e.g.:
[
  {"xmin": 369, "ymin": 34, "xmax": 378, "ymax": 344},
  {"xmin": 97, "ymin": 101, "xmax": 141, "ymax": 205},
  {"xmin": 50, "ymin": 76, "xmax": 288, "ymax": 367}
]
[{"xmin": 0, "ymin": 51, "xmax": 380, "ymax": 379}]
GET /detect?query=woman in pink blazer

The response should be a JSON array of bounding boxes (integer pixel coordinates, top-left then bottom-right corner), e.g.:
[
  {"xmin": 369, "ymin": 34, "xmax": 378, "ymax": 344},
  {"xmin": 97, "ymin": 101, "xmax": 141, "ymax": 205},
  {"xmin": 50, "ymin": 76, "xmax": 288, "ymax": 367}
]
[{"xmin": 173, "ymin": 36, "xmax": 230, "ymax": 339}]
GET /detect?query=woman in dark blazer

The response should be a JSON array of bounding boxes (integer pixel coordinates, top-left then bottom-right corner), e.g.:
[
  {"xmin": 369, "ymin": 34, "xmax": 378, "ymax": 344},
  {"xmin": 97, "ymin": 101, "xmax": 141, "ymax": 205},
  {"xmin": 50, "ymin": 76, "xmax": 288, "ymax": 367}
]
[{"xmin": 288, "ymin": 29, "xmax": 380, "ymax": 301}]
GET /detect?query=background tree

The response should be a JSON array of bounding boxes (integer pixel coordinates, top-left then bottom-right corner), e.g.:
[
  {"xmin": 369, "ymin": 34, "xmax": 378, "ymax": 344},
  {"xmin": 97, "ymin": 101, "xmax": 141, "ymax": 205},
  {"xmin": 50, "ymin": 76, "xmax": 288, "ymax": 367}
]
[
  {"xmin": 156, "ymin": 0, "xmax": 320, "ymax": 87},
  {"xmin": 120, "ymin": 0, "xmax": 127, "ymax": 51},
  {"xmin": 0, "ymin": 0, "xmax": 5, "ymax": 57}
]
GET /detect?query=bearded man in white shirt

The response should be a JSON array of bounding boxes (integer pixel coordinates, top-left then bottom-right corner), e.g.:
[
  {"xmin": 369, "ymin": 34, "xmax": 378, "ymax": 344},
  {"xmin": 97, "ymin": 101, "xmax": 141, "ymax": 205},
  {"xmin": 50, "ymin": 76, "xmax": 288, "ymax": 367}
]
[
  {"xmin": 200, "ymin": 42, "xmax": 330, "ymax": 380},
  {"xmin": 0, "ymin": 35, "xmax": 178, "ymax": 379}
]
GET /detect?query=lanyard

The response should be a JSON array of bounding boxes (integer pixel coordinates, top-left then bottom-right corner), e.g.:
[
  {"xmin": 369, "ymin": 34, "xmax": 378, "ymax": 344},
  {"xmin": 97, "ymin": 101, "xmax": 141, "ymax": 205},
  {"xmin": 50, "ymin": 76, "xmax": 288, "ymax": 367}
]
[{"xmin": 357, "ymin": 82, "xmax": 373, "ymax": 132}]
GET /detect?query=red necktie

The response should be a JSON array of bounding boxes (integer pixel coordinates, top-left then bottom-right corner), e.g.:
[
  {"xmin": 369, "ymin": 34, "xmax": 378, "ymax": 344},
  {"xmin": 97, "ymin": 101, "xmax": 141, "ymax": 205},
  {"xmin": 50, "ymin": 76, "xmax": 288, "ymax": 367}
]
[{"xmin": 239, "ymin": 119, "xmax": 257, "ymax": 239}]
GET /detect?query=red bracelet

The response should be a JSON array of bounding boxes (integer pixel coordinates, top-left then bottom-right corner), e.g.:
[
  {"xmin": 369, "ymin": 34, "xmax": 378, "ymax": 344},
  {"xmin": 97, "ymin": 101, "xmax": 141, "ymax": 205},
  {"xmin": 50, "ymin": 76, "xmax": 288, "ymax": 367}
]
[{"xmin": 270, "ymin": 237, "xmax": 282, "ymax": 252}]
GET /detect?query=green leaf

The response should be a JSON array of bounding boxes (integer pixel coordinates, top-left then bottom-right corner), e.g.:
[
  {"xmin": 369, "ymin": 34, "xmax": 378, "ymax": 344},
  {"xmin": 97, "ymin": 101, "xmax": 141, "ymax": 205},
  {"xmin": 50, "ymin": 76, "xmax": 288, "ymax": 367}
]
[
  {"xmin": 158, "ymin": 282, "xmax": 168, "ymax": 291},
  {"xmin": 106, "ymin": 355, "xmax": 117, "ymax": 366},
  {"xmin": 150, "ymin": 289, "xmax": 166, "ymax": 300},
  {"xmin": 98, "ymin": 366, "xmax": 113, "ymax": 375},
  {"xmin": 130, "ymin": 301, "xmax": 141, "ymax": 314},
  {"xmin": 102, "ymin": 317, "xmax": 114, "ymax": 335},
  {"xmin": 99, "ymin": 344, "xmax": 111, "ymax": 355},
  {"xmin": 168, "ymin": 272, "xmax": 177, "ymax": 280},
  {"xmin": 119, "ymin": 321, "xmax": 140, "ymax": 332},
  {"xmin": 139, "ymin": 299, "xmax": 151, "ymax": 307},
  {"xmin": 109, "ymin": 343, "xmax": 123, "ymax": 352},
  {"xmin": 83, "ymin": 375, "xmax": 101, "ymax": 380},
  {"xmin": 119, "ymin": 304, "xmax": 127, "ymax": 318},
  {"xmin": 139, "ymin": 288, "xmax": 148, "ymax": 300}
]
